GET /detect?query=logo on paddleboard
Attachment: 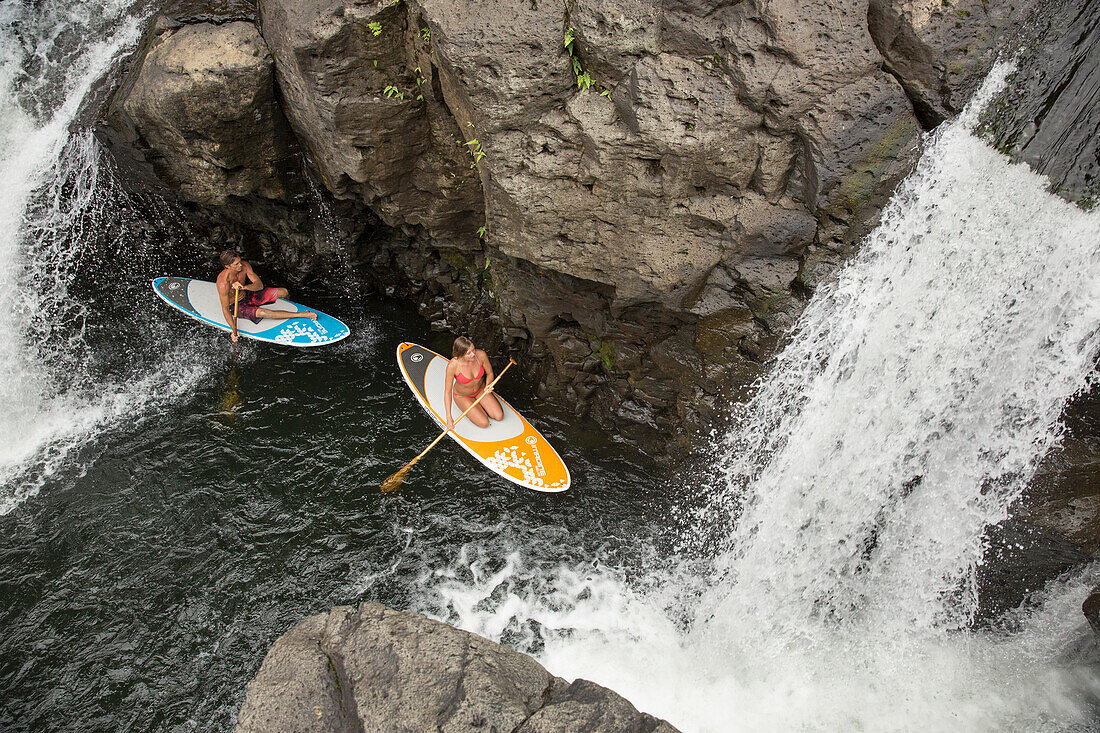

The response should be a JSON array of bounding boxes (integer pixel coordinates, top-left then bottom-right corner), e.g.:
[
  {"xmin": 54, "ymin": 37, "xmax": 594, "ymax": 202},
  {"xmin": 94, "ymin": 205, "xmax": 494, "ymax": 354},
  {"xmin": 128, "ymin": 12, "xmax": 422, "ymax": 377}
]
[
  {"xmin": 168, "ymin": 281, "xmax": 180, "ymax": 290},
  {"xmin": 410, "ymin": 352, "xmax": 423, "ymax": 362},
  {"xmin": 525, "ymin": 435, "xmax": 545, "ymax": 477}
]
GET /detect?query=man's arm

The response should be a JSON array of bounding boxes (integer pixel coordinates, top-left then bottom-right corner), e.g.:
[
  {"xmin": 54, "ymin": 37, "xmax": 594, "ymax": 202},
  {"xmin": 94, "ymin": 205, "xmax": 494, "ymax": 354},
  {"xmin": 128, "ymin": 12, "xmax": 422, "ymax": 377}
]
[
  {"xmin": 241, "ymin": 262, "xmax": 264, "ymax": 291},
  {"xmin": 219, "ymin": 283, "xmax": 240, "ymax": 343}
]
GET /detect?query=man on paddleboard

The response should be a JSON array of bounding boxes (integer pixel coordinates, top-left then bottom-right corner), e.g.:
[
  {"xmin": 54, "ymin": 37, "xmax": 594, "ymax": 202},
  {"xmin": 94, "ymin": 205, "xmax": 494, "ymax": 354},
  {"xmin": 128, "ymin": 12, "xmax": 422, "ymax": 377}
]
[{"xmin": 217, "ymin": 250, "xmax": 316, "ymax": 343}]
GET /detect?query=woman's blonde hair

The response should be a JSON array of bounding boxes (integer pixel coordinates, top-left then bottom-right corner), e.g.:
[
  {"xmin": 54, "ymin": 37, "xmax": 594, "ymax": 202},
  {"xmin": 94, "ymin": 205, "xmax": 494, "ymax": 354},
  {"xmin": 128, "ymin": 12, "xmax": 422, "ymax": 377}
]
[{"xmin": 452, "ymin": 335, "xmax": 474, "ymax": 359}]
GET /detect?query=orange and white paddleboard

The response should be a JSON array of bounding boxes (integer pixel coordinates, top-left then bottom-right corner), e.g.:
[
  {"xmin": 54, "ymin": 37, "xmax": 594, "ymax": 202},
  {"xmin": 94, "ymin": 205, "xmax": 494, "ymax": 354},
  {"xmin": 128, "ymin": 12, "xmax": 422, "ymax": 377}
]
[{"xmin": 397, "ymin": 342, "xmax": 570, "ymax": 492}]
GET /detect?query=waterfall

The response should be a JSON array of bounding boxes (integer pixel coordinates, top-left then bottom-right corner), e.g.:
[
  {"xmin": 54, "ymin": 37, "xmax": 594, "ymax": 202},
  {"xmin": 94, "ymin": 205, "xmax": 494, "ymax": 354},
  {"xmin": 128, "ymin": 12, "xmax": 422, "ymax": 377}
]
[
  {"xmin": 428, "ymin": 64, "xmax": 1100, "ymax": 731},
  {"xmin": 697, "ymin": 62, "xmax": 1100, "ymax": 640},
  {"xmin": 0, "ymin": 1, "xmax": 209, "ymax": 512}
]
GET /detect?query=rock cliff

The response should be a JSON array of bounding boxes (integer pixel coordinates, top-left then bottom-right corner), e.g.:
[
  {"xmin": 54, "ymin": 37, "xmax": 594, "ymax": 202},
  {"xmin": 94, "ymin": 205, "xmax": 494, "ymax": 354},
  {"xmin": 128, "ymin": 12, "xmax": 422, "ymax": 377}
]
[
  {"xmin": 234, "ymin": 602, "xmax": 679, "ymax": 732},
  {"xmin": 102, "ymin": 0, "xmax": 1031, "ymax": 449},
  {"xmin": 977, "ymin": 0, "xmax": 1100, "ymax": 206}
]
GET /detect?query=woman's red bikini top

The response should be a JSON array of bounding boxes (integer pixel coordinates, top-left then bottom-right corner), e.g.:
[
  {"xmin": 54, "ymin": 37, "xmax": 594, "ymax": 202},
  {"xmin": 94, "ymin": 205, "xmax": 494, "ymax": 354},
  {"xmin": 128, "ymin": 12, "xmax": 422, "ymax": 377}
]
[{"xmin": 454, "ymin": 363, "xmax": 485, "ymax": 384}]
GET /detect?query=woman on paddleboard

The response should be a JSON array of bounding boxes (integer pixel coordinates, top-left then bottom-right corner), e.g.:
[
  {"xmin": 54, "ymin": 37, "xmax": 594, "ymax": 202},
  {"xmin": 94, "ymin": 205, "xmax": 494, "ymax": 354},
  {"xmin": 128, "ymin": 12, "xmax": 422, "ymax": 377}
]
[{"xmin": 444, "ymin": 336, "xmax": 504, "ymax": 430}]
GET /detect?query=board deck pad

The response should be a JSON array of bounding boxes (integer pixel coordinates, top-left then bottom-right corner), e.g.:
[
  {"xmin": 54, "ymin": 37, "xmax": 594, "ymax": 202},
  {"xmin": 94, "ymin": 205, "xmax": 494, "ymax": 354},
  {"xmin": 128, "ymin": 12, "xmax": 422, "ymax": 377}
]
[
  {"xmin": 152, "ymin": 277, "xmax": 349, "ymax": 347},
  {"xmin": 398, "ymin": 342, "xmax": 570, "ymax": 492}
]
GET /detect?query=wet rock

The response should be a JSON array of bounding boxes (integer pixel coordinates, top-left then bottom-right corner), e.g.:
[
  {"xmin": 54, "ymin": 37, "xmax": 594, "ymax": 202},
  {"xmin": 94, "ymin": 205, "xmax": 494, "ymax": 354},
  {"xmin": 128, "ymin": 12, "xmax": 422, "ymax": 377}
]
[
  {"xmin": 1084, "ymin": 587, "xmax": 1100, "ymax": 637},
  {"xmin": 1017, "ymin": 383, "xmax": 1100, "ymax": 632},
  {"xmin": 156, "ymin": 0, "xmax": 259, "ymax": 27},
  {"xmin": 1024, "ymin": 384, "xmax": 1100, "ymax": 557},
  {"xmin": 977, "ymin": 0, "xmax": 1100, "ymax": 206},
  {"xmin": 235, "ymin": 602, "xmax": 680, "ymax": 733},
  {"xmin": 975, "ymin": 520, "xmax": 1089, "ymax": 625}
]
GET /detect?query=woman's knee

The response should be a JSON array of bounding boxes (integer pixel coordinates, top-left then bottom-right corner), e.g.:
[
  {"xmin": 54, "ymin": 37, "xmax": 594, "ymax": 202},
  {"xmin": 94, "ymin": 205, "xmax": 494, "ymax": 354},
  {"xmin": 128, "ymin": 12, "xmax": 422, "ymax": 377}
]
[
  {"xmin": 468, "ymin": 409, "xmax": 490, "ymax": 428},
  {"xmin": 276, "ymin": 287, "xmax": 289, "ymax": 299}
]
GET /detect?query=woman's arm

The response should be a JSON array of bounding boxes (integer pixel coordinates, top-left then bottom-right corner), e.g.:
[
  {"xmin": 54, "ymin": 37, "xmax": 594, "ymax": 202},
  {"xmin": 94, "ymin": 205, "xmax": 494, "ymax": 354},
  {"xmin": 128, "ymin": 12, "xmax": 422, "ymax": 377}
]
[{"xmin": 480, "ymin": 350, "xmax": 495, "ymax": 391}]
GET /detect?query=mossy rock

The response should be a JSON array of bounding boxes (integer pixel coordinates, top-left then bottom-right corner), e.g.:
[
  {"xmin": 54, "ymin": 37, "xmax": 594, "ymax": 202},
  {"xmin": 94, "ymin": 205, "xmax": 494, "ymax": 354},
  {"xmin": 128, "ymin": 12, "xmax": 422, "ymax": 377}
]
[
  {"xmin": 825, "ymin": 115, "xmax": 920, "ymax": 223},
  {"xmin": 693, "ymin": 306, "xmax": 755, "ymax": 358},
  {"xmin": 439, "ymin": 248, "xmax": 472, "ymax": 273}
]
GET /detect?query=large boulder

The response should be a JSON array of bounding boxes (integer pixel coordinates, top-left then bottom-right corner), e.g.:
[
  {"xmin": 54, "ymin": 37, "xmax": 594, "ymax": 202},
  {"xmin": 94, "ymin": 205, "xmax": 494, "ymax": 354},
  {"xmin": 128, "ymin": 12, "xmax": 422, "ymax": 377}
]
[
  {"xmin": 411, "ymin": 0, "xmax": 1007, "ymax": 439},
  {"xmin": 113, "ymin": 20, "xmax": 298, "ymax": 205},
  {"xmin": 235, "ymin": 602, "xmax": 679, "ymax": 732}
]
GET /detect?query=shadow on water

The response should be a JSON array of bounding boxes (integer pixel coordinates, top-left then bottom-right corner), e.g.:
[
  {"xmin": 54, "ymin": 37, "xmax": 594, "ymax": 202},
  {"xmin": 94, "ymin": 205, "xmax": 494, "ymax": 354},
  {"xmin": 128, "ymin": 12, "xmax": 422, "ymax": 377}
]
[{"xmin": 0, "ymin": 279, "xmax": 673, "ymax": 731}]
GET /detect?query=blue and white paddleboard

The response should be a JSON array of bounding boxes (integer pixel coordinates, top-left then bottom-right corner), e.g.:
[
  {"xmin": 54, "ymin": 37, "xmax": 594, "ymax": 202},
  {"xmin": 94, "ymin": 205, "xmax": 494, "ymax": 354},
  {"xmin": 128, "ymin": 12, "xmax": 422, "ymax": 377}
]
[{"xmin": 152, "ymin": 277, "xmax": 350, "ymax": 347}]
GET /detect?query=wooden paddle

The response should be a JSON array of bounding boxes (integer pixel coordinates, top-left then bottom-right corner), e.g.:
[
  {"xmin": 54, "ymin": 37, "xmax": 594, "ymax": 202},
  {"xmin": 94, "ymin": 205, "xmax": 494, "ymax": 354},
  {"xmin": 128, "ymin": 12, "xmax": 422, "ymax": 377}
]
[
  {"xmin": 232, "ymin": 282, "xmax": 240, "ymax": 343},
  {"xmin": 382, "ymin": 358, "xmax": 516, "ymax": 492}
]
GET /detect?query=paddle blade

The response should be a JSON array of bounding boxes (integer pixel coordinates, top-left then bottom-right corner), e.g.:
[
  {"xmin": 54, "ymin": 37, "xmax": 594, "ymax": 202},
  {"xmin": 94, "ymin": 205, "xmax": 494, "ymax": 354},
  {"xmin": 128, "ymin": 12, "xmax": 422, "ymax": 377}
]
[{"xmin": 381, "ymin": 464, "xmax": 410, "ymax": 493}]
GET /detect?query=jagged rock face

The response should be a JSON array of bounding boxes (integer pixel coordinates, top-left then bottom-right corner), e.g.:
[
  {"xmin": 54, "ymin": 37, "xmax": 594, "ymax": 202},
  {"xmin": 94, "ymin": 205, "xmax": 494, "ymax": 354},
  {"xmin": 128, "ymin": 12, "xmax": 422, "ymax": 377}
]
[
  {"xmin": 234, "ymin": 602, "xmax": 679, "ymax": 732},
  {"xmin": 412, "ymin": 0, "xmax": 1020, "ymax": 439},
  {"xmin": 258, "ymin": 0, "xmax": 484, "ymax": 248},
  {"xmin": 117, "ymin": 21, "xmax": 297, "ymax": 205},
  {"xmin": 867, "ymin": 0, "xmax": 1018, "ymax": 126},
  {"xmin": 101, "ymin": 0, "xmax": 1025, "ymax": 450}
]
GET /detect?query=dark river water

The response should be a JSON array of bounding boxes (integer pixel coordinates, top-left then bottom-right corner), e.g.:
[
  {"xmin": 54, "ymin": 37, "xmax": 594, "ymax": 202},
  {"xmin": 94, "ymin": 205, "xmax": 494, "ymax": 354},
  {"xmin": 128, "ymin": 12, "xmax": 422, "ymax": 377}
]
[{"xmin": 0, "ymin": 280, "xmax": 673, "ymax": 732}]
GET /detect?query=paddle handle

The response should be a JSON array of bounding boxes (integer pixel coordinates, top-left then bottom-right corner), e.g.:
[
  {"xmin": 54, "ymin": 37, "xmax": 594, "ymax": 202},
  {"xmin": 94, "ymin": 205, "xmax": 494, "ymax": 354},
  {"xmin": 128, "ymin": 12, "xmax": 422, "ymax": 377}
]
[{"xmin": 409, "ymin": 359, "xmax": 516, "ymax": 465}]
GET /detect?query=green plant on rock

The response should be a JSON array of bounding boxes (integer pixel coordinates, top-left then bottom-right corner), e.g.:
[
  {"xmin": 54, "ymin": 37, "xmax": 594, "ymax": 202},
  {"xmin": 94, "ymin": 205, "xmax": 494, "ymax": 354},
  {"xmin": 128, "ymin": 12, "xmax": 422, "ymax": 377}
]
[
  {"xmin": 383, "ymin": 85, "xmax": 405, "ymax": 99},
  {"xmin": 465, "ymin": 139, "xmax": 486, "ymax": 168},
  {"xmin": 596, "ymin": 339, "xmax": 615, "ymax": 372},
  {"xmin": 477, "ymin": 225, "xmax": 487, "ymax": 238},
  {"xmin": 440, "ymin": 249, "xmax": 470, "ymax": 272},
  {"xmin": 563, "ymin": 27, "xmax": 593, "ymax": 92},
  {"xmin": 420, "ymin": 27, "xmax": 431, "ymax": 43},
  {"xmin": 367, "ymin": 21, "xmax": 382, "ymax": 36}
]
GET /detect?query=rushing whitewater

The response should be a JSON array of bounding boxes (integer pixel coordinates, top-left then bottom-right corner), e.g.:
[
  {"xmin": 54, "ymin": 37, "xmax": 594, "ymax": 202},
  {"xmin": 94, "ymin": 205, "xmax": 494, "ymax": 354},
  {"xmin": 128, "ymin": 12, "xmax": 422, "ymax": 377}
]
[
  {"xmin": 425, "ymin": 66, "xmax": 1100, "ymax": 731},
  {"xmin": 0, "ymin": 1, "xmax": 216, "ymax": 512}
]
